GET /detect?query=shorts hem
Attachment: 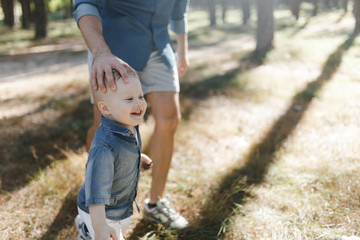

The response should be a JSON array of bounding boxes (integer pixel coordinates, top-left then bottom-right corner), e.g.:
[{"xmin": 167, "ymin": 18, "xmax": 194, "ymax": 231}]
[{"xmin": 143, "ymin": 87, "xmax": 180, "ymax": 95}]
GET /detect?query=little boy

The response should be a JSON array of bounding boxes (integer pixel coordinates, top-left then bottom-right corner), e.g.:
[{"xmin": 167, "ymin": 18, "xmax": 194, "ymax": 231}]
[{"xmin": 75, "ymin": 68, "xmax": 152, "ymax": 240}]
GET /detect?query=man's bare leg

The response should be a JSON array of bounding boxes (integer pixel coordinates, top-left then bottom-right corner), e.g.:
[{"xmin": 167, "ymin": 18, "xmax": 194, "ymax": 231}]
[
  {"xmin": 145, "ymin": 92, "xmax": 181, "ymax": 204},
  {"xmin": 86, "ymin": 105, "xmax": 101, "ymax": 151}
]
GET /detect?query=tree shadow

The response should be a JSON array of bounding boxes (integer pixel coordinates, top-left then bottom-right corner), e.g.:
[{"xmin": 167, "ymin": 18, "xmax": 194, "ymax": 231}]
[
  {"xmin": 335, "ymin": 12, "xmax": 348, "ymax": 23},
  {"xmin": 0, "ymin": 92, "xmax": 92, "ymax": 192},
  {"xmin": 179, "ymin": 52, "xmax": 262, "ymax": 120},
  {"xmin": 0, "ymin": 48, "xmax": 87, "ymax": 83},
  {"xmin": 178, "ymin": 34, "xmax": 356, "ymax": 239},
  {"xmin": 276, "ymin": 14, "xmax": 311, "ymax": 37},
  {"xmin": 290, "ymin": 17, "xmax": 311, "ymax": 36},
  {"xmin": 128, "ymin": 219, "xmax": 162, "ymax": 240},
  {"xmin": 39, "ymin": 186, "xmax": 79, "ymax": 240},
  {"xmin": 187, "ymin": 23, "xmax": 255, "ymax": 49}
]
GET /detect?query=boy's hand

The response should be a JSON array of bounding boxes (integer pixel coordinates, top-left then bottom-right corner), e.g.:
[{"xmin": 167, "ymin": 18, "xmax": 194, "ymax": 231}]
[
  {"xmin": 89, "ymin": 204, "xmax": 118, "ymax": 240},
  {"xmin": 94, "ymin": 223, "xmax": 118, "ymax": 240},
  {"xmin": 141, "ymin": 154, "xmax": 153, "ymax": 172}
]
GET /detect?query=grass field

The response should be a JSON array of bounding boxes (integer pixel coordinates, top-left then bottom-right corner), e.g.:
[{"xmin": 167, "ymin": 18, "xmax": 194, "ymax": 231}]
[{"xmin": 1, "ymin": 4, "xmax": 360, "ymax": 240}]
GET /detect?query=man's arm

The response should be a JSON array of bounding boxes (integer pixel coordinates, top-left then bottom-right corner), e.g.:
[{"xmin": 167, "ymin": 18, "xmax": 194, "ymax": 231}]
[
  {"xmin": 176, "ymin": 33, "xmax": 189, "ymax": 77},
  {"xmin": 170, "ymin": 0, "xmax": 190, "ymax": 77},
  {"xmin": 78, "ymin": 15, "xmax": 131, "ymax": 93},
  {"xmin": 89, "ymin": 204, "xmax": 118, "ymax": 240}
]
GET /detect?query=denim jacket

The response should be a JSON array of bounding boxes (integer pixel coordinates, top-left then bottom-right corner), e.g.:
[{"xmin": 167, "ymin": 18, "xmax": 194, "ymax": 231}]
[
  {"xmin": 73, "ymin": 0, "xmax": 190, "ymax": 71},
  {"xmin": 77, "ymin": 116, "xmax": 142, "ymax": 220}
]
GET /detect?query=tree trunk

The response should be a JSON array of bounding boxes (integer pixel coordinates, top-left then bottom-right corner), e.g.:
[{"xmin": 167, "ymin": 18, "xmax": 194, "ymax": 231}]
[
  {"xmin": 209, "ymin": 0, "xmax": 216, "ymax": 26},
  {"xmin": 1, "ymin": 0, "xmax": 15, "ymax": 27},
  {"xmin": 34, "ymin": 0, "xmax": 47, "ymax": 39},
  {"xmin": 324, "ymin": 0, "xmax": 331, "ymax": 8},
  {"xmin": 69, "ymin": 0, "xmax": 74, "ymax": 17},
  {"xmin": 313, "ymin": 0, "xmax": 319, "ymax": 16},
  {"xmin": 20, "ymin": 0, "xmax": 32, "ymax": 29},
  {"xmin": 221, "ymin": 0, "xmax": 227, "ymax": 23},
  {"xmin": 332, "ymin": 0, "xmax": 339, "ymax": 8},
  {"xmin": 255, "ymin": 0, "xmax": 274, "ymax": 59},
  {"xmin": 63, "ymin": 0, "xmax": 74, "ymax": 18},
  {"xmin": 290, "ymin": 0, "xmax": 302, "ymax": 20},
  {"xmin": 354, "ymin": 0, "xmax": 360, "ymax": 35},
  {"xmin": 281, "ymin": 0, "xmax": 290, "ymax": 6},
  {"xmin": 241, "ymin": 0, "xmax": 251, "ymax": 24},
  {"xmin": 343, "ymin": 0, "xmax": 348, "ymax": 12}
]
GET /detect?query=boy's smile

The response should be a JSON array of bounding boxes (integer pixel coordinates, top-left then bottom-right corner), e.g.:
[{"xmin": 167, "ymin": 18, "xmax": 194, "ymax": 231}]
[{"xmin": 131, "ymin": 108, "xmax": 144, "ymax": 118}]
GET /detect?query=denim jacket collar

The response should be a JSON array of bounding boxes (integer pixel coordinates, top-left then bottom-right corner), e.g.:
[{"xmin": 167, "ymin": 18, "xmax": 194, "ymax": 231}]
[{"xmin": 100, "ymin": 115, "xmax": 137, "ymax": 137}]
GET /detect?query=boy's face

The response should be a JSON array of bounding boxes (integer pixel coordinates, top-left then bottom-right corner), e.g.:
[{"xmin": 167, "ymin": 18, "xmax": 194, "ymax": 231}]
[{"xmin": 99, "ymin": 76, "xmax": 147, "ymax": 129}]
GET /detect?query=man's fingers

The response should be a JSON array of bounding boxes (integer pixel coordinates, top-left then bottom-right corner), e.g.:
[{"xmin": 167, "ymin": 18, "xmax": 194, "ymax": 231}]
[
  {"xmin": 115, "ymin": 59, "xmax": 136, "ymax": 84},
  {"xmin": 91, "ymin": 68, "xmax": 98, "ymax": 91},
  {"xmin": 177, "ymin": 60, "xmax": 189, "ymax": 78},
  {"xmin": 97, "ymin": 69, "xmax": 107, "ymax": 93},
  {"xmin": 178, "ymin": 68, "xmax": 184, "ymax": 77},
  {"xmin": 104, "ymin": 66, "xmax": 117, "ymax": 91},
  {"xmin": 115, "ymin": 64, "xmax": 129, "ymax": 84},
  {"xmin": 91, "ymin": 55, "xmax": 133, "ymax": 92},
  {"xmin": 178, "ymin": 67, "xmax": 186, "ymax": 77},
  {"xmin": 125, "ymin": 63, "xmax": 136, "ymax": 74}
]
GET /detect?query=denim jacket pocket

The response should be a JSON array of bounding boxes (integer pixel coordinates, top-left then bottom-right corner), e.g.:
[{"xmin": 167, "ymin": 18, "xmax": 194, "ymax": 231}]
[{"xmin": 108, "ymin": 197, "xmax": 117, "ymax": 206}]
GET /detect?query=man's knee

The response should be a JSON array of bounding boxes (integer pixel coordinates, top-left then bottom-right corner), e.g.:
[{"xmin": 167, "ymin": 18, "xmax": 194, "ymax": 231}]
[
  {"xmin": 154, "ymin": 112, "xmax": 181, "ymax": 134},
  {"xmin": 146, "ymin": 92, "xmax": 181, "ymax": 133}
]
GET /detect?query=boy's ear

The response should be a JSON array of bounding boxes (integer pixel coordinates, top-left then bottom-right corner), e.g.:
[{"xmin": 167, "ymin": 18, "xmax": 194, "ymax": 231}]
[{"xmin": 97, "ymin": 101, "xmax": 111, "ymax": 116}]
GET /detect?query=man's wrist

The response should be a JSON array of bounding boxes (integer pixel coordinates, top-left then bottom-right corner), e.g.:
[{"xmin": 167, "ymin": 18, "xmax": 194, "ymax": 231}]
[{"xmin": 92, "ymin": 47, "xmax": 112, "ymax": 58}]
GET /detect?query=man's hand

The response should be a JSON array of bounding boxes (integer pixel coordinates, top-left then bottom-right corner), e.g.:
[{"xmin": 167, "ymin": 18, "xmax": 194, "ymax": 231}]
[
  {"xmin": 177, "ymin": 51, "xmax": 189, "ymax": 77},
  {"xmin": 77, "ymin": 15, "xmax": 135, "ymax": 94},
  {"xmin": 176, "ymin": 33, "xmax": 189, "ymax": 77},
  {"xmin": 92, "ymin": 51, "xmax": 135, "ymax": 93}
]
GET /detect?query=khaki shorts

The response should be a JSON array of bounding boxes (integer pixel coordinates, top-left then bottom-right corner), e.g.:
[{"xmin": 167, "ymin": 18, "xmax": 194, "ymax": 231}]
[{"xmin": 88, "ymin": 50, "xmax": 179, "ymax": 104}]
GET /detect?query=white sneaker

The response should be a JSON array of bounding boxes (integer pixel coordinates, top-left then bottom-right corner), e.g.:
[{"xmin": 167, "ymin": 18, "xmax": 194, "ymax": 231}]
[
  {"xmin": 74, "ymin": 215, "xmax": 92, "ymax": 240},
  {"xmin": 143, "ymin": 198, "xmax": 189, "ymax": 229}
]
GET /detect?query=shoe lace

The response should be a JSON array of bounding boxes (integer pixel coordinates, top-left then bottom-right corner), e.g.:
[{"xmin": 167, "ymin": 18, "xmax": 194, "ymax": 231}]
[{"xmin": 157, "ymin": 199, "xmax": 179, "ymax": 220}]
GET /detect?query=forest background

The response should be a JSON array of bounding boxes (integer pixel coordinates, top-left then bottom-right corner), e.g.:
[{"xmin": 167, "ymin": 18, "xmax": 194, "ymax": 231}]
[{"xmin": 1, "ymin": 0, "xmax": 360, "ymax": 239}]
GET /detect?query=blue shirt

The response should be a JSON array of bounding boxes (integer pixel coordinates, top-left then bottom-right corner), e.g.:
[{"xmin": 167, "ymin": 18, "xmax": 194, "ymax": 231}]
[
  {"xmin": 77, "ymin": 116, "xmax": 142, "ymax": 221},
  {"xmin": 73, "ymin": 0, "xmax": 190, "ymax": 71}
]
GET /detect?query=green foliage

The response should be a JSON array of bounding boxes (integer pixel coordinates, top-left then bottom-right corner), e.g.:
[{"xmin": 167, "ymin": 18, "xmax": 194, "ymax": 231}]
[
  {"xmin": 0, "ymin": 17, "xmax": 80, "ymax": 55},
  {"xmin": 48, "ymin": 0, "xmax": 73, "ymax": 13}
]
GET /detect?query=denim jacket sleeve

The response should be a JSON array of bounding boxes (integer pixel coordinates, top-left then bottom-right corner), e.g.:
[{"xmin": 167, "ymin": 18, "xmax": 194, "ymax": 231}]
[
  {"xmin": 85, "ymin": 145, "xmax": 115, "ymax": 206},
  {"xmin": 73, "ymin": 0, "xmax": 103, "ymax": 24},
  {"xmin": 170, "ymin": 0, "xmax": 190, "ymax": 34}
]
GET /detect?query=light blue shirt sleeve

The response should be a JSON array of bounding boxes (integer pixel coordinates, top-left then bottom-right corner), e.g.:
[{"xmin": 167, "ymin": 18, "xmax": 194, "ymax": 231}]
[
  {"xmin": 170, "ymin": 0, "xmax": 190, "ymax": 34},
  {"xmin": 85, "ymin": 145, "xmax": 115, "ymax": 206},
  {"xmin": 73, "ymin": 3, "xmax": 101, "ymax": 25}
]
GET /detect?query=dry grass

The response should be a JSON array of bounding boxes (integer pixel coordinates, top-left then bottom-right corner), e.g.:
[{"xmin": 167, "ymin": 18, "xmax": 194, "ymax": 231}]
[{"xmin": 1, "ymin": 5, "xmax": 360, "ymax": 240}]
